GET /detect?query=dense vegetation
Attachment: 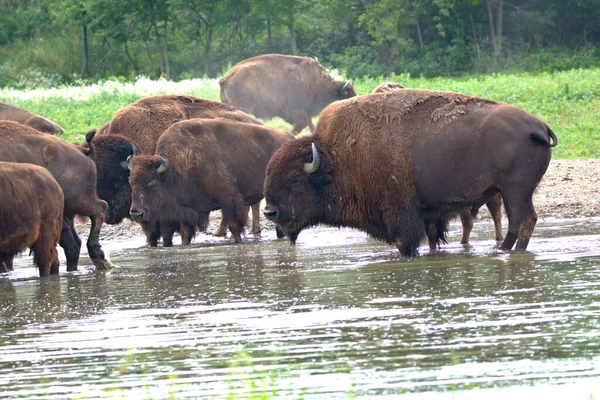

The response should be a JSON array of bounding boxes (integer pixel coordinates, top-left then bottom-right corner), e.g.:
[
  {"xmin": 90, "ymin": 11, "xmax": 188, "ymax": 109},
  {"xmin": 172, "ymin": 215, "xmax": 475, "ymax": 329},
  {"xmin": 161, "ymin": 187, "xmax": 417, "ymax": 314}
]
[
  {"xmin": 1, "ymin": 0, "xmax": 600, "ymax": 87},
  {"xmin": 1, "ymin": 68, "xmax": 598, "ymax": 159}
]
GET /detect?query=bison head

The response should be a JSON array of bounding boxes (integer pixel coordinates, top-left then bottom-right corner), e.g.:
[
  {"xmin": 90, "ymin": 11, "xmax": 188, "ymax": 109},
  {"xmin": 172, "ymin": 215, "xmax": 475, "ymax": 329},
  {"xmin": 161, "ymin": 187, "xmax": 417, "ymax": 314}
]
[
  {"xmin": 128, "ymin": 154, "xmax": 170, "ymax": 224},
  {"xmin": 90, "ymin": 135, "xmax": 139, "ymax": 224},
  {"xmin": 263, "ymin": 137, "xmax": 333, "ymax": 244},
  {"xmin": 26, "ymin": 115, "xmax": 64, "ymax": 134},
  {"xmin": 336, "ymin": 81, "xmax": 357, "ymax": 100}
]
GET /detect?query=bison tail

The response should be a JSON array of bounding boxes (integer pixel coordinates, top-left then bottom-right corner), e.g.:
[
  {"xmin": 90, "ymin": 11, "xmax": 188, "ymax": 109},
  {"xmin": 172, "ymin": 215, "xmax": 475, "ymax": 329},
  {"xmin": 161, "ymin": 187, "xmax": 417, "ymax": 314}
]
[{"xmin": 529, "ymin": 127, "xmax": 558, "ymax": 147}]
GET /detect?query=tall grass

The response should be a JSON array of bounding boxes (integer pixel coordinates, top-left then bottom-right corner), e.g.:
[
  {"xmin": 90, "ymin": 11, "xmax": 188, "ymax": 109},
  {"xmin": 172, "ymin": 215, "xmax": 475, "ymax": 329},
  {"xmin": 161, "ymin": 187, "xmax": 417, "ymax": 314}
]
[{"xmin": 1, "ymin": 68, "xmax": 598, "ymax": 158}]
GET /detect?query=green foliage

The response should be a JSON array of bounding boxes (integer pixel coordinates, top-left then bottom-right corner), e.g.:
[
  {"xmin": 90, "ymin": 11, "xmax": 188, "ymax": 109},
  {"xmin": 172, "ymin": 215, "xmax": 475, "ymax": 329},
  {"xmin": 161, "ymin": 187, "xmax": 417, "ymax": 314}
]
[{"xmin": 1, "ymin": 68, "xmax": 598, "ymax": 159}]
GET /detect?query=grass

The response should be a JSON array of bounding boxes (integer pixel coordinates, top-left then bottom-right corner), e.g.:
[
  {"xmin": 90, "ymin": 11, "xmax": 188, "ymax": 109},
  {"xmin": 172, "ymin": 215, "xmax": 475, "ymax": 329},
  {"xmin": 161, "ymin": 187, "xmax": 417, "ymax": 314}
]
[{"xmin": 1, "ymin": 68, "xmax": 599, "ymax": 158}]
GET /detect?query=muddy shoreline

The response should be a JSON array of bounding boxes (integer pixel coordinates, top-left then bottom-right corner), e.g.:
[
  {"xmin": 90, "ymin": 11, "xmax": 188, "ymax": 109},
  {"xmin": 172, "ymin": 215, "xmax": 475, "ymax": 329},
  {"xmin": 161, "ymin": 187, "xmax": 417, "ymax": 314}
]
[{"xmin": 77, "ymin": 158, "xmax": 600, "ymax": 242}]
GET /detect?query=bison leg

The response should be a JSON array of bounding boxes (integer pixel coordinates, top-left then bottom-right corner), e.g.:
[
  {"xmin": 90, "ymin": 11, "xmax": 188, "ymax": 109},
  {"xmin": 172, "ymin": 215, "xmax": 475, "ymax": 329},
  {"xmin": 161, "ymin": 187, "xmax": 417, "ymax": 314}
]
[
  {"xmin": 59, "ymin": 216, "xmax": 81, "ymax": 272},
  {"xmin": 180, "ymin": 223, "xmax": 196, "ymax": 246},
  {"xmin": 142, "ymin": 221, "xmax": 161, "ymax": 247},
  {"xmin": 213, "ymin": 212, "xmax": 228, "ymax": 237},
  {"xmin": 384, "ymin": 207, "xmax": 424, "ymax": 257},
  {"xmin": 32, "ymin": 223, "xmax": 61, "ymax": 277},
  {"xmin": 286, "ymin": 109, "xmax": 311, "ymax": 135},
  {"xmin": 499, "ymin": 190, "xmax": 536, "ymax": 251},
  {"xmin": 426, "ymin": 222, "xmax": 439, "ymax": 251},
  {"xmin": 0, "ymin": 255, "xmax": 14, "ymax": 273},
  {"xmin": 249, "ymin": 203, "xmax": 261, "ymax": 235},
  {"xmin": 160, "ymin": 222, "xmax": 176, "ymax": 247},
  {"xmin": 459, "ymin": 207, "xmax": 477, "ymax": 244},
  {"xmin": 86, "ymin": 199, "xmax": 114, "ymax": 270},
  {"xmin": 487, "ymin": 194, "xmax": 504, "ymax": 242}
]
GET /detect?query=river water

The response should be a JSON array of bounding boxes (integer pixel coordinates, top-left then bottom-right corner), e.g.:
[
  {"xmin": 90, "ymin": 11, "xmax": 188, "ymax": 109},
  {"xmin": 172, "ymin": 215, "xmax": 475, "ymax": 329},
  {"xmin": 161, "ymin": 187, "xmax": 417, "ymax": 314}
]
[{"xmin": 1, "ymin": 218, "xmax": 599, "ymax": 399}]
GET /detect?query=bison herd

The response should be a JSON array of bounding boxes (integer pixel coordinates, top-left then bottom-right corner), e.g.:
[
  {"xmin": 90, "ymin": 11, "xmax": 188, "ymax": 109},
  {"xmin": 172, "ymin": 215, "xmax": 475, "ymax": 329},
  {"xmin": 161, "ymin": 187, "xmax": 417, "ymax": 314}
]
[{"xmin": 0, "ymin": 54, "xmax": 557, "ymax": 277}]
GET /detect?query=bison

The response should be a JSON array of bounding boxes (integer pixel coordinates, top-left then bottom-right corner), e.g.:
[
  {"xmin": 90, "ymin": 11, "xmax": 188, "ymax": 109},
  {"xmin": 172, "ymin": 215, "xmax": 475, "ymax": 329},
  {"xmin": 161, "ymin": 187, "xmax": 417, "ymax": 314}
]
[
  {"xmin": 0, "ymin": 102, "xmax": 64, "ymax": 134},
  {"xmin": 263, "ymin": 89, "xmax": 557, "ymax": 256},
  {"xmin": 371, "ymin": 83, "xmax": 504, "ymax": 246},
  {"xmin": 128, "ymin": 118, "xmax": 295, "ymax": 245},
  {"xmin": 0, "ymin": 121, "xmax": 114, "ymax": 271},
  {"xmin": 219, "ymin": 54, "xmax": 357, "ymax": 134},
  {"xmin": 0, "ymin": 162, "xmax": 64, "ymax": 276},
  {"xmin": 94, "ymin": 95, "xmax": 267, "ymax": 244},
  {"xmin": 101, "ymin": 94, "xmax": 263, "ymax": 154}
]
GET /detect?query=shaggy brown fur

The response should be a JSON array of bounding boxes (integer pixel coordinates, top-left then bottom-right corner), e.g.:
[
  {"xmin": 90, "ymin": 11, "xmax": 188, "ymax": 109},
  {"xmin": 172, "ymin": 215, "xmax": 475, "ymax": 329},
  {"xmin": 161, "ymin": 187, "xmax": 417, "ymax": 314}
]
[
  {"xmin": 0, "ymin": 162, "xmax": 64, "ymax": 276},
  {"xmin": 264, "ymin": 89, "xmax": 557, "ymax": 256},
  {"xmin": 102, "ymin": 95, "xmax": 263, "ymax": 154},
  {"xmin": 0, "ymin": 121, "xmax": 113, "ymax": 271},
  {"xmin": 129, "ymin": 118, "xmax": 295, "ymax": 245},
  {"xmin": 219, "ymin": 54, "xmax": 356, "ymax": 134},
  {"xmin": 0, "ymin": 102, "xmax": 64, "ymax": 134}
]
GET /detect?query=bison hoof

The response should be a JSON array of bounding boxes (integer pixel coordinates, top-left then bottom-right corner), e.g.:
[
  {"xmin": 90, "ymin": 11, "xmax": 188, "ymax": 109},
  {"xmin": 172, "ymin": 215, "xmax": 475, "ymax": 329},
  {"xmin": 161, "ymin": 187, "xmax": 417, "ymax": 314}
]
[
  {"xmin": 92, "ymin": 255, "xmax": 116, "ymax": 271},
  {"xmin": 212, "ymin": 230, "xmax": 227, "ymax": 237}
]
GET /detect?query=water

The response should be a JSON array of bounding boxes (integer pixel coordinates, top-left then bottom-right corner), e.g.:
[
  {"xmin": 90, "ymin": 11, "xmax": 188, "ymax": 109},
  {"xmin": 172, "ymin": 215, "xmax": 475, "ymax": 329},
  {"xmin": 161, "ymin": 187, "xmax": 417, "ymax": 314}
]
[{"xmin": 1, "ymin": 218, "xmax": 600, "ymax": 399}]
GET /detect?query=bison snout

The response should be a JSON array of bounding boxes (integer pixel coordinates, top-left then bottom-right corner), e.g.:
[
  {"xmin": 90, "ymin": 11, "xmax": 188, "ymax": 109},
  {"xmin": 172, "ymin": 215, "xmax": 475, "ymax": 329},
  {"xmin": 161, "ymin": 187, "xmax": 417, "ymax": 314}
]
[
  {"xmin": 263, "ymin": 207, "xmax": 279, "ymax": 222},
  {"xmin": 130, "ymin": 208, "xmax": 146, "ymax": 222}
]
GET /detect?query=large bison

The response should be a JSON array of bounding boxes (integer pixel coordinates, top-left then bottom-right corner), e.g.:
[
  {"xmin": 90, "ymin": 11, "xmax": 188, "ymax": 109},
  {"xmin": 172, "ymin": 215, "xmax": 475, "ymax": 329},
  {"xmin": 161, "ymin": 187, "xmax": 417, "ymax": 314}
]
[
  {"xmin": 371, "ymin": 82, "xmax": 504, "ymax": 246},
  {"xmin": 219, "ymin": 54, "xmax": 357, "ymax": 134},
  {"xmin": 0, "ymin": 162, "xmax": 64, "ymax": 276},
  {"xmin": 0, "ymin": 102, "xmax": 64, "ymax": 134},
  {"xmin": 0, "ymin": 121, "xmax": 113, "ymax": 271},
  {"xmin": 128, "ymin": 118, "xmax": 295, "ymax": 244},
  {"xmin": 93, "ymin": 94, "xmax": 266, "ymax": 242},
  {"xmin": 263, "ymin": 89, "xmax": 557, "ymax": 256}
]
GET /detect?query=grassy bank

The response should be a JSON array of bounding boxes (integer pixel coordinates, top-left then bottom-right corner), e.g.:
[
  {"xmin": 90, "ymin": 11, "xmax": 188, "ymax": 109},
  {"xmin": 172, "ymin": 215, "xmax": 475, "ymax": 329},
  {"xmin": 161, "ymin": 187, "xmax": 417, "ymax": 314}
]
[{"xmin": 1, "ymin": 68, "xmax": 598, "ymax": 159}]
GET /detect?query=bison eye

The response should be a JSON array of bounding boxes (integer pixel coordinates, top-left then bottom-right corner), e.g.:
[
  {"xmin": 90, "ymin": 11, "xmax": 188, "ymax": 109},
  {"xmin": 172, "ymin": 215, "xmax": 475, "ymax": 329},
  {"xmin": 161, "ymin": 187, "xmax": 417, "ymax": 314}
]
[{"xmin": 290, "ymin": 179, "xmax": 301, "ymax": 188}]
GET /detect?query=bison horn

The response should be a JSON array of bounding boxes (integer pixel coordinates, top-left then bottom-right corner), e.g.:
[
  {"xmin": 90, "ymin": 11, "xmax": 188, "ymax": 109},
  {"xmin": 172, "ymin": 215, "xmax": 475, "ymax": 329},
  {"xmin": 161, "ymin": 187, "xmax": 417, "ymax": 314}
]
[
  {"xmin": 131, "ymin": 143, "xmax": 140, "ymax": 156},
  {"xmin": 341, "ymin": 81, "xmax": 351, "ymax": 95},
  {"xmin": 156, "ymin": 155, "xmax": 168, "ymax": 175},
  {"xmin": 303, "ymin": 143, "xmax": 320, "ymax": 174},
  {"xmin": 126, "ymin": 155, "xmax": 134, "ymax": 171}
]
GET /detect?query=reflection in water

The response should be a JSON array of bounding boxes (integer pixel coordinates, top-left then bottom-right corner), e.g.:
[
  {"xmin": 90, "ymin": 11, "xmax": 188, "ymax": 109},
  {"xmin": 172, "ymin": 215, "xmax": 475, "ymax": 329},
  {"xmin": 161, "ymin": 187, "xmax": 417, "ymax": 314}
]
[{"xmin": 0, "ymin": 218, "xmax": 599, "ymax": 398}]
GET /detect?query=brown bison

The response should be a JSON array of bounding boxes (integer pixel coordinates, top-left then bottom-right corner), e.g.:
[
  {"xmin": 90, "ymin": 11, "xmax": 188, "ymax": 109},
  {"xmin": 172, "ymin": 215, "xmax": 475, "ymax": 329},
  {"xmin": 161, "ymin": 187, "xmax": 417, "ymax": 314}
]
[
  {"xmin": 0, "ymin": 102, "xmax": 64, "ymax": 134},
  {"xmin": 101, "ymin": 94, "xmax": 263, "ymax": 153},
  {"xmin": 128, "ymin": 118, "xmax": 295, "ymax": 244},
  {"xmin": 0, "ymin": 162, "xmax": 64, "ymax": 276},
  {"xmin": 0, "ymin": 121, "xmax": 114, "ymax": 271},
  {"xmin": 94, "ymin": 94, "xmax": 267, "ymax": 243},
  {"xmin": 219, "ymin": 54, "xmax": 357, "ymax": 134},
  {"xmin": 263, "ymin": 89, "xmax": 557, "ymax": 256},
  {"xmin": 371, "ymin": 82, "xmax": 504, "ymax": 246}
]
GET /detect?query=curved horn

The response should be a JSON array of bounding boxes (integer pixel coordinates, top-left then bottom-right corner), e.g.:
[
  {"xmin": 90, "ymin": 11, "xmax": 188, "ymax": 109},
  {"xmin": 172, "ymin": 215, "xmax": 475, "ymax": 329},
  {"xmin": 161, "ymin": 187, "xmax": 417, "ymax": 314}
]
[
  {"xmin": 131, "ymin": 143, "xmax": 140, "ymax": 156},
  {"xmin": 156, "ymin": 155, "xmax": 168, "ymax": 175},
  {"xmin": 341, "ymin": 81, "xmax": 351, "ymax": 95},
  {"xmin": 126, "ymin": 155, "xmax": 134, "ymax": 171},
  {"xmin": 303, "ymin": 143, "xmax": 321, "ymax": 174}
]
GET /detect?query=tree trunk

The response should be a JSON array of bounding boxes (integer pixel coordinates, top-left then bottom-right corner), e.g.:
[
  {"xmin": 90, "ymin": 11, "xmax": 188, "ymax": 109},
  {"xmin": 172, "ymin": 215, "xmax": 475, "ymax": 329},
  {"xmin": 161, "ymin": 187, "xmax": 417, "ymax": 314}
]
[
  {"xmin": 495, "ymin": 0, "xmax": 503, "ymax": 59},
  {"xmin": 470, "ymin": 13, "xmax": 480, "ymax": 61},
  {"xmin": 124, "ymin": 39, "xmax": 138, "ymax": 74},
  {"xmin": 486, "ymin": 0, "xmax": 497, "ymax": 58},
  {"xmin": 288, "ymin": 12, "xmax": 297, "ymax": 55},
  {"xmin": 81, "ymin": 25, "xmax": 89, "ymax": 76},
  {"xmin": 267, "ymin": 16, "xmax": 272, "ymax": 52},
  {"xmin": 163, "ymin": 20, "xmax": 170, "ymax": 79},
  {"xmin": 203, "ymin": 26, "xmax": 212, "ymax": 76},
  {"xmin": 416, "ymin": 19, "xmax": 424, "ymax": 48},
  {"xmin": 387, "ymin": 46, "xmax": 397, "ymax": 77}
]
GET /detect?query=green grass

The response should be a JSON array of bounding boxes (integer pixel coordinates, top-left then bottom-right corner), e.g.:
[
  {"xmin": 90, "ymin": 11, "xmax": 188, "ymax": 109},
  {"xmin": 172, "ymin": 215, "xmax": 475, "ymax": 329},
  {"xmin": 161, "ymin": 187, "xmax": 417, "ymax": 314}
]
[{"xmin": 1, "ymin": 68, "xmax": 599, "ymax": 158}]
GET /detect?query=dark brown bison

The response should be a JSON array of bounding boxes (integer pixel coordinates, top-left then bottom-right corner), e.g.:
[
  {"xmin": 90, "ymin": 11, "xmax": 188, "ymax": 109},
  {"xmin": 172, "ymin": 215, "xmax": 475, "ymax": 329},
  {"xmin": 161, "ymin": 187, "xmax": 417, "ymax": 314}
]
[
  {"xmin": 0, "ymin": 102, "xmax": 64, "ymax": 134},
  {"xmin": 263, "ymin": 89, "xmax": 557, "ymax": 256},
  {"xmin": 371, "ymin": 82, "xmax": 504, "ymax": 246},
  {"xmin": 128, "ymin": 118, "xmax": 295, "ymax": 245},
  {"xmin": 219, "ymin": 54, "xmax": 357, "ymax": 134},
  {"xmin": 101, "ymin": 94, "xmax": 263, "ymax": 154},
  {"xmin": 0, "ymin": 162, "xmax": 64, "ymax": 276},
  {"xmin": 0, "ymin": 121, "xmax": 114, "ymax": 270},
  {"xmin": 371, "ymin": 82, "xmax": 406, "ymax": 93},
  {"xmin": 95, "ymin": 94, "xmax": 266, "ymax": 243}
]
